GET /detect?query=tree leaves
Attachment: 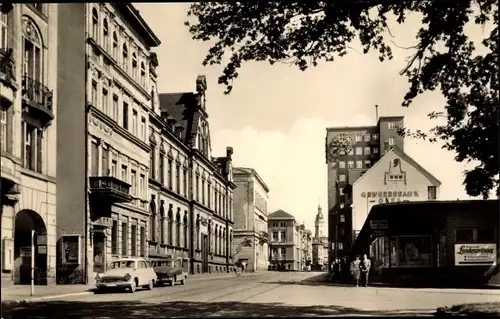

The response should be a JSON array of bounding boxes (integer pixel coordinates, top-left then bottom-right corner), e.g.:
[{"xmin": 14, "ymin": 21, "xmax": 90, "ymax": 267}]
[{"xmin": 186, "ymin": 1, "xmax": 499, "ymax": 198}]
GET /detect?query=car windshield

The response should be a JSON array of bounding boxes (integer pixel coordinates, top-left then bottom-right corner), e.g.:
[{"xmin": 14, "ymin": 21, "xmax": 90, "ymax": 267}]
[{"xmin": 108, "ymin": 260, "xmax": 136, "ymax": 269}]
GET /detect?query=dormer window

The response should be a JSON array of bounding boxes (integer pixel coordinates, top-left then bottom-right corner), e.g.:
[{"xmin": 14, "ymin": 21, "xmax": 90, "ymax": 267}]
[{"xmin": 122, "ymin": 43, "xmax": 128, "ymax": 72}]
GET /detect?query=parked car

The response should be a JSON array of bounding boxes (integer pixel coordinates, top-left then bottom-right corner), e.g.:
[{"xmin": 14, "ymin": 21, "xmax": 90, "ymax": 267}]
[
  {"xmin": 95, "ymin": 257, "xmax": 157, "ymax": 293},
  {"xmin": 150, "ymin": 256, "xmax": 188, "ymax": 286}
]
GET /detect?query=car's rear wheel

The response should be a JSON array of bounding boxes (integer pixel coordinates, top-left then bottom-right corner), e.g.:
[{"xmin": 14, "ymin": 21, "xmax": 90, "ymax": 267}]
[
  {"xmin": 129, "ymin": 279, "xmax": 137, "ymax": 293},
  {"xmin": 181, "ymin": 276, "xmax": 186, "ymax": 285},
  {"xmin": 171, "ymin": 276, "xmax": 176, "ymax": 286},
  {"xmin": 146, "ymin": 279, "xmax": 154, "ymax": 290}
]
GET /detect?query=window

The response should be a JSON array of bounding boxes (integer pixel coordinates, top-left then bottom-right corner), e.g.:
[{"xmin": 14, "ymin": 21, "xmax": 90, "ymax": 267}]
[
  {"xmin": 364, "ymin": 147, "xmax": 370, "ymax": 155},
  {"xmin": 112, "ymin": 32, "xmax": 118, "ymax": 59},
  {"xmin": 356, "ymin": 147, "xmax": 362, "ymax": 155},
  {"xmin": 1, "ymin": 12, "xmax": 7, "ymax": 49},
  {"xmin": 355, "ymin": 134, "xmax": 362, "ymax": 142},
  {"xmin": 132, "ymin": 52, "xmax": 138, "ymax": 79},
  {"xmin": 139, "ymin": 174, "xmax": 145, "ymax": 198},
  {"xmin": 356, "ymin": 161, "xmax": 362, "ymax": 169},
  {"xmin": 121, "ymin": 222, "xmax": 128, "ymax": 256},
  {"xmin": 338, "ymin": 161, "xmax": 345, "ymax": 169},
  {"xmin": 340, "ymin": 228, "xmax": 345, "ymax": 236},
  {"xmin": 397, "ymin": 236, "xmax": 432, "ymax": 267},
  {"xmin": 122, "ymin": 43, "xmax": 129, "ymax": 72},
  {"xmin": 183, "ymin": 214, "xmax": 188, "ymax": 248},
  {"xmin": 167, "ymin": 159, "xmax": 173, "ymax": 189},
  {"xmin": 140, "ymin": 62, "xmax": 146, "ymax": 86},
  {"xmin": 272, "ymin": 232, "xmax": 278, "ymax": 241},
  {"xmin": 389, "ymin": 137, "xmax": 395, "ymax": 146},
  {"xmin": 121, "ymin": 164, "xmax": 127, "ymax": 182},
  {"xmin": 281, "ymin": 231, "xmax": 286, "ymax": 242},
  {"xmin": 347, "ymin": 148, "xmax": 354, "ymax": 155},
  {"xmin": 339, "ymin": 175, "xmax": 346, "ymax": 182},
  {"xmin": 340, "ymin": 215, "xmax": 345, "ymax": 223},
  {"xmin": 131, "ymin": 225, "xmax": 137, "ymax": 256},
  {"xmin": 0, "ymin": 108, "xmax": 7, "ymax": 152},
  {"xmin": 111, "ymin": 159, "xmax": 117, "ymax": 177},
  {"xmin": 372, "ymin": 133, "xmax": 379, "ymax": 140},
  {"xmin": 111, "ymin": 220, "xmax": 118, "ymax": 255},
  {"xmin": 364, "ymin": 160, "xmax": 371, "ymax": 168},
  {"xmin": 150, "ymin": 145, "xmax": 156, "ymax": 180},
  {"xmin": 347, "ymin": 161, "xmax": 354, "ymax": 169},
  {"xmin": 131, "ymin": 110, "xmax": 137, "ymax": 135},
  {"xmin": 455, "ymin": 228, "xmax": 475, "ymax": 243},
  {"xmin": 427, "ymin": 186, "xmax": 437, "ymax": 200},
  {"xmin": 195, "ymin": 175, "xmax": 200, "ymax": 202},
  {"xmin": 101, "ymin": 147, "xmax": 109, "ymax": 175},
  {"xmin": 373, "ymin": 147, "xmax": 379, "ymax": 154},
  {"xmin": 183, "ymin": 168, "xmax": 188, "ymax": 196},
  {"xmin": 112, "ymin": 95, "xmax": 119, "ymax": 121},
  {"xmin": 23, "ymin": 27, "xmax": 42, "ymax": 83},
  {"xmin": 176, "ymin": 214, "xmax": 181, "ymax": 246},
  {"xmin": 338, "ymin": 242, "xmax": 344, "ymax": 250},
  {"xmin": 91, "ymin": 8, "xmax": 98, "ymax": 41},
  {"xmin": 91, "ymin": 81, "xmax": 98, "ymax": 106},
  {"xmin": 207, "ymin": 183, "xmax": 211, "ymax": 207},
  {"xmin": 388, "ymin": 122, "xmax": 396, "ymax": 130},
  {"xmin": 281, "ymin": 247, "xmax": 286, "ymax": 255},
  {"xmin": 168, "ymin": 213, "xmax": 173, "ymax": 245},
  {"xmin": 130, "ymin": 170, "xmax": 137, "ymax": 196},
  {"xmin": 122, "ymin": 102, "xmax": 128, "ymax": 129},
  {"xmin": 176, "ymin": 163, "xmax": 181, "ymax": 193},
  {"xmin": 364, "ymin": 133, "xmax": 370, "ymax": 142},
  {"xmin": 90, "ymin": 141, "xmax": 98, "ymax": 176},
  {"xmin": 140, "ymin": 117, "xmax": 146, "ymax": 141},
  {"xmin": 140, "ymin": 226, "xmax": 145, "ymax": 256},
  {"xmin": 201, "ymin": 178, "xmax": 205, "ymax": 204},
  {"xmin": 159, "ymin": 152, "xmax": 164, "ymax": 184},
  {"xmin": 22, "ymin": 123, "xmax": 43, "ymax": 173},
  {"xmin": 103, "ymin": 19, "xmax": 109, "ymax": 50},
  {"xmin": 101, "ymin": 88, "xmax": 109, "ymax": 114},
  {"xmin": 477, "ymin": 229, "xmax": 495, "ymax": 242}
]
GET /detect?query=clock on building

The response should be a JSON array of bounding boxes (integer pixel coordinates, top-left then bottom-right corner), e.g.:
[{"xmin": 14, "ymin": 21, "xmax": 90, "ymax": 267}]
[{"xmin": 326, "ymin": 133, "xmax": 353, "ymax": 163}]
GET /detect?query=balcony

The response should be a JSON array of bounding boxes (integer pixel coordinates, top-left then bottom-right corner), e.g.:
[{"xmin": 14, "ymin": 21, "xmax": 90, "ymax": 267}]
[
  {"xmin": 89, "ymin": 176, "xmax": 132, "ymax": 203},
  {"xmin": 21, "ymin": 75, "xmax": 54, "ymax": 125}
]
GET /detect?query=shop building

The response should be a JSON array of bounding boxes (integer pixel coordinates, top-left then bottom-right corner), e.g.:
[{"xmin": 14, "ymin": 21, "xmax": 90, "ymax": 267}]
[
  {"xmin": 352, "ymin": 200, "xmax": 500, "ymax": 287},
  {"xmin": 351, "ymin": 147, "xmax": 441, "ymax": 242},
  {"xmin": 232, "ymin": 167, "xmax": 270, "ymax": 272},
  {"xmin": 157, "ymin": 76, "xmax": 236, "ymax": 275},
  {"xmin": 325, "ymin": 116, "xmax": 404, "ymax": 263},
  {"xmin": 1, "ymin": 4, "xmax": 58, "ymax": 285}
]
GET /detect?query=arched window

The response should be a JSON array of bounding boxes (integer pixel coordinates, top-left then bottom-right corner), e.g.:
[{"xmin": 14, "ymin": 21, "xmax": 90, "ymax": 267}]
[
  {"xmin": 140, "ymin": 62, "xmax": 146, "ymax": 87},
  {"xmin": 122, "ymin": 43, "xmax": 128, "ymax": 72},
  {"xmin": 112, "ymin": 31, "xmax": 118, "ymax": 59},
  {"xmin": 183, "ymin": 212, "xmax": 188, "ymax": 248},
  {"xmin": 103, "ymin": 19, "xmax": 109, "ymax": 50},
  {"xmin": 176, "ymin": 211, "xmax": 181, "ymax": 247},
  {"xmin": 132, "ymin": 52, "xmax": 138, "ymax": 79},
  {"xmin": 168, "ymin": 209, "xmax": 173, "ymax": 245},
  {"xmin": 214, "ymin": 226, "xmax": 218, "ymax": 255},
  {"xmin": 92, "ymin": 8, "xmax": 99, "ymax": 41}
]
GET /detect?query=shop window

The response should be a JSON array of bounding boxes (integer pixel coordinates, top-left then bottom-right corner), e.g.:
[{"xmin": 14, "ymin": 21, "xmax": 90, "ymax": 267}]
[
  {"xmin": 397, "ymin": 235, "xmax": 432, "ymax": 267},
  {"xmin": 455, "ymin": 228, "xmax": 475, "ymax": 243}
]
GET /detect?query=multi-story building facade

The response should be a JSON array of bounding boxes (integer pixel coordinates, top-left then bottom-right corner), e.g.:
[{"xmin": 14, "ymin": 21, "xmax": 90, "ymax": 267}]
[
  {"xmin": 1, "ymin": 4, "xmax": 58, "ymax": 285},
  {"xmin": 232, "ymin": 167, "xmax": 269, "ymax": 272},
  {"xmin": 325, "ymin": 116, "xmax": 405, "ymax": 263},
  {"xmin": 268, "ymin": 209, "xmax": 307, "ymax": 271},
  {"xmin": 156, "ymin": 76, "xmax": 236, "ymax": 275},
  {"xmin": 312, "ymin": 205, "xmax": 328, "ymax": 269},
  {"xmin": 297, "ymin": 225, "xmax": 312, "ymax": 271}
]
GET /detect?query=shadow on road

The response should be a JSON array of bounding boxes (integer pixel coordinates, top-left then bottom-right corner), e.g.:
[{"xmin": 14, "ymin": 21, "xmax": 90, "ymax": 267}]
[{"xmin": 1, "ymin": 300, "xmax": 435, "ymax": 318}]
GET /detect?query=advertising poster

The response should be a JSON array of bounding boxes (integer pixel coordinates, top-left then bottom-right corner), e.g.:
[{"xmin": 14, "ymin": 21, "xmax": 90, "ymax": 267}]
[
  {"xmin": 454, "ymin": 243, "xmax": 497, "ymax": 266},
  {"xmin": 62, "ymin": 236, "xmax": 80, "ymax": 264}
]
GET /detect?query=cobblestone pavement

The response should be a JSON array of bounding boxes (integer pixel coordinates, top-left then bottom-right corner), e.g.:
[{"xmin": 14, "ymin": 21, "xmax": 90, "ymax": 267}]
[{"xmin": 2, "ymin": 272, "xmax": 500, "ymax": 318}]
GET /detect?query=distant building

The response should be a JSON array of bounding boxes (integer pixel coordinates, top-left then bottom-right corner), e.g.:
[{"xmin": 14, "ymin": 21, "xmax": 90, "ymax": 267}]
[
  {"xmin": 232, "ymin": 167, "xmax": 270, "ymax": 272},
  {"xmin": 268, "ymin": 209, "xmax": 311, "ymax": 271},
  {"xmin": 312, "ymin": 205, "xmax": 328, "ymax": 269},
  {"xmin": 325, "ymin": 116, "xmax": 405, "ymax": 263}
]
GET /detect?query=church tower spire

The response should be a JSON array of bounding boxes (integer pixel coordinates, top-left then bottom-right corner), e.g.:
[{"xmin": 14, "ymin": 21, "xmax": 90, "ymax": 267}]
[{"xmin": 314, "ymin": 204, "xmax": 324, "ymax": 238}]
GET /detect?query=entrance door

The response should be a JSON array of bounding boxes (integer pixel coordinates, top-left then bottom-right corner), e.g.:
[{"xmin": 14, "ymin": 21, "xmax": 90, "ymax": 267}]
[{"xmin": 202, "ymin": 234, "xmax": 209, "ymax": 273}]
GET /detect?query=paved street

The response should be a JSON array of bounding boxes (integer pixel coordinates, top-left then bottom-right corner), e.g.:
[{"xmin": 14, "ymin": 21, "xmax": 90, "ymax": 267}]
[{"xmin": 2, "ymin": 272, "xmax": 500, "ymax": 318}]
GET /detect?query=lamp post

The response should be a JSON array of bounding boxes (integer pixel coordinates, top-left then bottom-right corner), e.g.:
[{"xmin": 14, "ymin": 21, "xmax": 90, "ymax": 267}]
[{"xmin": 31, "ymin": 230, "xmax": 36, "ymax": 296}]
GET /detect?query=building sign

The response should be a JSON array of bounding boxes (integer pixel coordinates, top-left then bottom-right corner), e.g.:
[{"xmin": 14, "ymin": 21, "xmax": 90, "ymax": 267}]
[
  {"xmin": 370, "ymin": 220, "xmax": 388, "ymax": 229},
  {"xmin": 361, "ymin": 191, "xmax": 419, "ymax": 204},
  {"xmin": 454, "ymin": 243, "xmax": 497, "ymax": 266},
  {"xmin": 93, "ymin": 217, "xmax": 113, "ymax": 228}
]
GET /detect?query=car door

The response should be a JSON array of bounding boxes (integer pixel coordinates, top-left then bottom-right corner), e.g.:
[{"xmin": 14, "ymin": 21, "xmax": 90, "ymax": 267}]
[{"xmin": 138, "ymin": 261, "xmax": 148, "ymax": 284}]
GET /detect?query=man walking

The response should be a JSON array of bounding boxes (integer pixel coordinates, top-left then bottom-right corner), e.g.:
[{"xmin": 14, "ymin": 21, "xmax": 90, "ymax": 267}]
[{"xmin": 360, "ymin": 254, "xmax": 371, "ymax": 287}]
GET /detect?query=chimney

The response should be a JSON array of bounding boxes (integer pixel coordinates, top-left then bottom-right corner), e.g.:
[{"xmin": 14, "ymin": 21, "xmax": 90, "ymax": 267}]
[{"xmin": 226, "ymin": 146, "xmax": 233, "ymax": 160}]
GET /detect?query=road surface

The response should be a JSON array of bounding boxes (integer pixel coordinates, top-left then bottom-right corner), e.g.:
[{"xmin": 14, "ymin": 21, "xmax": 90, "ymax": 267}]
[{"xmin": 3, "ymin": 271, "xmax": 500, "ymax": 318}]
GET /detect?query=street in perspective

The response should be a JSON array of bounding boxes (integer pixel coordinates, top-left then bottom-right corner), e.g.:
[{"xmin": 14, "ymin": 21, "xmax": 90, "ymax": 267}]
[{"xmin": 1, "ymin": 1, "xmax": 499, "ymax": 318}]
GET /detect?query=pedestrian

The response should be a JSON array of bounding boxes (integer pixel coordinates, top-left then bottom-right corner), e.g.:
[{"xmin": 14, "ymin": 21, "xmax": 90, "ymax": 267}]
[
  {"xmin": 335, "ymin": 259, "xmax": 342, "ymax": 280},
  {"xmin": 350, "ymin": 255, "xmax": 361, "ymax": 287},
  {"xmin": 360, "ymin": 254, "xmax": 371, "ymax": 287}
]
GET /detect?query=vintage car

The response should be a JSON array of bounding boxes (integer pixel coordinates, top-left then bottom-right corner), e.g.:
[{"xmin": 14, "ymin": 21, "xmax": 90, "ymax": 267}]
[
  {"xmin": 95, "ymin": 257, "xmax": 157, "ymax": 293},
  {"xmin": 150, "ymin": 257, "xmax": 188, "ymax": 286}
]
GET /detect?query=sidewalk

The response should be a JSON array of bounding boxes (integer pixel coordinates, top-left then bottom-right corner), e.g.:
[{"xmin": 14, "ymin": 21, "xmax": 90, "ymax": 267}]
[{"xmin": 1, "ymin": 271, "xmax": 261, "ymax": 304}]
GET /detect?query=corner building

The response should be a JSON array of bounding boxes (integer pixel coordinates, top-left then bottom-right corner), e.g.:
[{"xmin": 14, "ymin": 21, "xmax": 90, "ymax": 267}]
[
  {"xmin": 1, "ymin": 4, "xmax": 58, "ymax": 285},
  {"xmin": 154, "ymin": 76, "xmax": 236, "ymax": 274}
]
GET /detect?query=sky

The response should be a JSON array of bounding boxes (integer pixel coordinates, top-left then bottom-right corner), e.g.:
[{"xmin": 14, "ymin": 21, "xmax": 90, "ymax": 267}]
[{"xmin": 135, "ymin": 3, "xmax": 490, "ymax": 232}]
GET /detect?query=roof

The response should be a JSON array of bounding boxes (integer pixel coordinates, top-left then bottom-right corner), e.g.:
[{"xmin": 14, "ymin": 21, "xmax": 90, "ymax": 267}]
[
  {"xmin": 268, "ymin": 209, "xmax": 295, "ymax": 220},
  {"xmin": 326, "ymin": 125, "xmax": 377, "ymax": 132},
  {"xmin": 353, "ymin": 147, "xmax": 441, "ymax": 187},
  {"xmin": 234, "ymin": 167, "xmax": 270, "ymax": 193},
  {"xmin": 114, "ymin": 4, "xmax": 161, "ymax": 47}
]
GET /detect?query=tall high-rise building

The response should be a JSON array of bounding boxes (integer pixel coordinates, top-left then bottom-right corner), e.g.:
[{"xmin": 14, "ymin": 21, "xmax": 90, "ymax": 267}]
[{"xmin": 325, "ymin": 116, "xmax": 405, "ymax": 263}]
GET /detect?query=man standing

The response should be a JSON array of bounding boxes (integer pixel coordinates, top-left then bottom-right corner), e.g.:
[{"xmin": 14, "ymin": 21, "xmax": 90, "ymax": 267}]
[{"xmin": 360, "ymin": 254, "xmax": 371, "ymax": 287}]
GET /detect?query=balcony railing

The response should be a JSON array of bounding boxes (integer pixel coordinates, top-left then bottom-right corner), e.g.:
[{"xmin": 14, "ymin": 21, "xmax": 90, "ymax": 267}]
[
  {"xmin": 22, "ymin": 75, "xmax": 53, "ymax": 113},
  {"xmin": 89, "ymin": 176, "xmax": 132, "ymax": 203}
]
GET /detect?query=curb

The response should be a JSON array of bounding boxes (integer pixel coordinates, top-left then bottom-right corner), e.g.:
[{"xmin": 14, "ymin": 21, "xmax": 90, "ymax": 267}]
[{"xmin": 2, "ymin": 291, "xmax": 94, "ymax": 305}]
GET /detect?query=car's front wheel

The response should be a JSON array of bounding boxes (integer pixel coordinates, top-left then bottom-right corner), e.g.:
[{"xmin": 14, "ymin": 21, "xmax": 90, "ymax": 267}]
[{"xmin": 129, "ymin": 280, "xmax": 137, "ymax": 293}]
